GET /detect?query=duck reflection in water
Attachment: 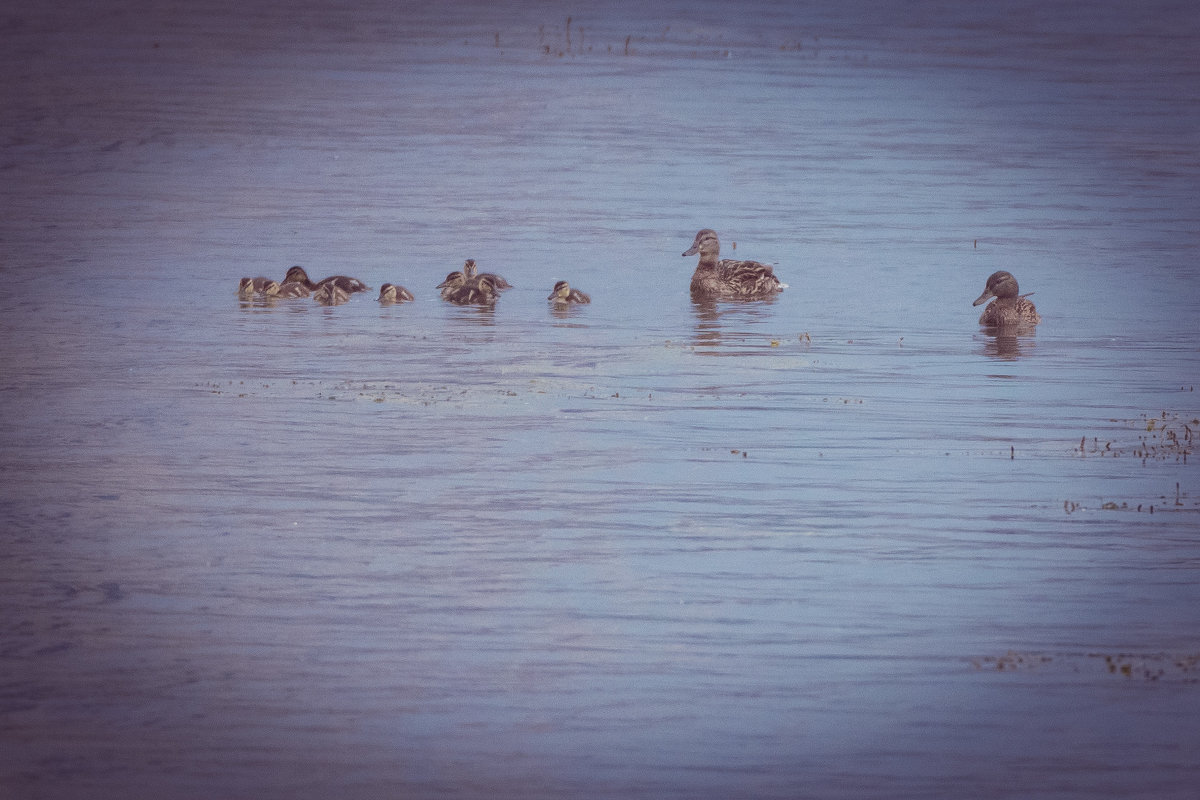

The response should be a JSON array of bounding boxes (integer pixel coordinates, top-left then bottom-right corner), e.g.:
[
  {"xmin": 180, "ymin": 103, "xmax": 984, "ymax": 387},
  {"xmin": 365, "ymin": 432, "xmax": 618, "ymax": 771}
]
[{"xmin": 690, "ymin": 295, "xmax": 780, "ymax": 354}]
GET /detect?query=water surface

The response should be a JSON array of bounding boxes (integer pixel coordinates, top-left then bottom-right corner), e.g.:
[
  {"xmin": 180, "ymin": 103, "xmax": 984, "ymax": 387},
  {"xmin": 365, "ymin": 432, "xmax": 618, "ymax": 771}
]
[{"xmin": 2, "ymin": 1, "xmax": 1199, "ymax": 798}]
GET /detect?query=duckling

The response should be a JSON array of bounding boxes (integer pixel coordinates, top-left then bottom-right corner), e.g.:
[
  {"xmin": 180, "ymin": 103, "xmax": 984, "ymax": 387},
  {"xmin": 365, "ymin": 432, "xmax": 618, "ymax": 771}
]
[
  {"xmin": 283, "ymin": 265, "xmax": 369, "ymax": 294},
  {"xmin": 444, "ymin": 274, "xmax": 499, "ymax": 306},
  {"xmin": 548, "ymin": 280, "xmax": 591, "ymax": 304},
  {"xmin": 238, "ymin": 277, "xmax": 277, "ymax": 296},
  {"xmin": 462, "ymin": 259, "xmax": 512, "ymax": 291},
  {"xmin": 313, "ymin": 282, "xmax": 351, "ymax": 306},
  {"xmin": 437, "ymin": 271, "xmax": 468, "ymax": 300},
  {"xmin": 682, "ymin": 229, "xmax": 785, "ymax": 300},
  {"xmin": 972, "ymin": 270, "xmax": 1040, "ymax": 327},
  {"xmin": 378, "ymin": 283, "xmax": 414, "ymax": 303},
  {"xmin": 271, "ymin": 280, "xmax": 311, "ymax": 298}
]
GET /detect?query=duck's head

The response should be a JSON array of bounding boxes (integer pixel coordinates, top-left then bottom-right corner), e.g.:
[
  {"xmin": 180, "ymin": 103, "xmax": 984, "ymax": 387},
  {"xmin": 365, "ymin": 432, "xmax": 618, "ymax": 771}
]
[
  {"xmin": 973, "ymin": 271, "xmax": 1020, "ymax": 306},
  {"xmin": 379, "ymin": 283, "xmax": 397, "ymax": 301},
  {"xmin": 474, "ymin": 275, "xmax": 498, "ymax": 298},
  {"xmin": 238, "ymin": 277, "xmax": 256, "ymax": 295},
  {"xmin": 462, "ymin": 259, "xmax": 478, "ymax": 279},
  {"xmin": 284, "ymin": 265, "xmax": 311, "ymax": 284},
  {"xmin": 548, "ymin": 280, "xmax": 571, "ymax": 301},
  {"xmin": 261, "ymin": 280, "xmax": 282, "ymax": 297},
  {"xmin": 683, "ymin": 229, "xmax": 720, "ymax": 258},
  {"xmin": 437, "ymin": 271, "xmax": 466, "ymax": 290}
]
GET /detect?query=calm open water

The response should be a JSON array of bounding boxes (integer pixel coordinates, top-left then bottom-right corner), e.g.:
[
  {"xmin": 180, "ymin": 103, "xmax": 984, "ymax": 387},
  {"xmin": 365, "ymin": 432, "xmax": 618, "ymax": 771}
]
[{"xmin": 2, "ymin": 1, "xmax": 1199, "ymax": 797}]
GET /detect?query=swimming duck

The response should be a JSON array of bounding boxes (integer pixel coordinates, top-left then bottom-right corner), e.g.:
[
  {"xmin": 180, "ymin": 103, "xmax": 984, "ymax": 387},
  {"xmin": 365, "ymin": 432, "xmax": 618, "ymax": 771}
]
[
  {"xmin": 437, "ymin": 271, "xmax": 468, "ymax": 300},
  {"xmin": 238, "ymin": 277, "xmax": 277, "ymax": 296},
  {"xmin": 548, "ymin": 280, "xmax": 591, "ymax": 304},
  {"xmin": 313, "ymin": 282, "xmax": 351, "ymax": 306},
  {"xmin": 270, "ymin": 280, "xmax": 311, "ymax": 298},
  {"xmin": 443, "ymin": 274, "xmax": 499, "ymax": 306},
  {"xmin": 972, "ymin": 270, "xmax": 1040, "ymax": 327},
  {"xmin": 462, "ymin": 259, "xmax": 512, "ymax": 290},
  {"xmin": 283, "ymin": 265, "xmax": 369, "ymax": 294},
  {"xmin": 378, "ymin": 283, "xmax": 414, "ymax": 303},
  {"xmin": 682, "ymin": 229, "xmax": 785, "ymax": 300}
]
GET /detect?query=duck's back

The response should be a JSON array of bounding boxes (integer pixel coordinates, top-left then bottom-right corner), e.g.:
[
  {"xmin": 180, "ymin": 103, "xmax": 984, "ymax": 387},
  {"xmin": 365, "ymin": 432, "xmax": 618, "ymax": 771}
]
[
  {"xmin": 979, "ymin": 297, "xmax": 1040, "ymax": 327},
  {"xmin": 691, "ymin": 259, "xmax": 782, "ymax": 299}
]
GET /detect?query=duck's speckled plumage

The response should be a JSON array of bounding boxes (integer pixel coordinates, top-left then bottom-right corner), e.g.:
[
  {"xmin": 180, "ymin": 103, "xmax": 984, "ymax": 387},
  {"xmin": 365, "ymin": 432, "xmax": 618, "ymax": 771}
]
[
  {"xmin": 548, "ymin": 280, "xmax": 590, "ymax": 304},
  {"xmin": 462, "ymin": 259, "xmax": 511, "ymax": 290},
  {"xmin": 443, "ymin": 274, "xmax": 499, "ymax": 306},
  {"xmin": 378, "ymin": 283, "xmax": 414, "ymax": 303},
  {"xmin": 283, "ymin": 265, "xmax": 369, "ymax": 294},
  {"xmin": 238, "ymin": 276, "xmax": 277, "ymax": 296},
  {"xmin": 683, "ymin": 229, "xmax": 784, "ymax": 300},
  {"xmin": 313, "ymin": 282, "xmax": 351, "ymax": 306},
  {"xmin": 972, "ymin": 270, "xmax": 1041, "ymax": 327},
  {"xmin": 271, "ymin": 280, "xmax": 310, "ymax": 298}
]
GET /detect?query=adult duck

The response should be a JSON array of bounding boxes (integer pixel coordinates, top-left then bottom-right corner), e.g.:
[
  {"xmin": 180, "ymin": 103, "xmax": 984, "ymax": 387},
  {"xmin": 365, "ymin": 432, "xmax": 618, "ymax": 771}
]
[
  {"xmin": 972, "ymin": 270, "xmax": 1040, "ymax": 327},
  {"xmin": 283, "ymin": 265, "xmax": 369, "ymax": 294},
  {"xmin": 682, "ymin": 229, "xmax": 784, "ymax": 300}
]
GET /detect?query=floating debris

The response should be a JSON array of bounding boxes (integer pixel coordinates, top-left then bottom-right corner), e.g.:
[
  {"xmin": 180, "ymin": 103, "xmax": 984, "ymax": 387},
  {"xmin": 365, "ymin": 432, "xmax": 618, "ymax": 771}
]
[{"xmin": 972, "ymin": 650, "xmax": 1200, "ymax": 683}]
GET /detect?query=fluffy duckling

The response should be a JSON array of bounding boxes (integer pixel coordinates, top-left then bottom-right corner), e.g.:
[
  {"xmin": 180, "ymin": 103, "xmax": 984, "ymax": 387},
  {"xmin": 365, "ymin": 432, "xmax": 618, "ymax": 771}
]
[
  {"xmin": 437, "ymin": 271, "xmax": 468, "ymax": 300},
  {"xmin": 238, "ymin": 277, "xmax": 277, "ymax": 296},
  {"xmin": 378, "ymin": 283, "xmax": 414, "ymax": 303},
  {"xmin": 682, "ymin": 229, "xmax": 785, "ymax": 300},
  {"xmin": 313, "ymin": 282, "xmax": 351, "ymax": 306},
  {"xmin": 462, "ymin": 259, "xmax": 512, "ymax": 291},
  {"xmin": 444, "ymin": 274, "xmax": 499, "ymax": 306},
  {"xmin": 548, "ymin": 280, "xmax": 591, "ymax": 304},
  {"xmin": 972, "ymin": 270, "xmax": 1041, "ymax": 327},
  {"xmin": 283, "ymin": 265, "xmax": 369, "ymax": 294},
  {"xmin": 270, "ymin": 280, "xmax": 311, "ymax": 298}
]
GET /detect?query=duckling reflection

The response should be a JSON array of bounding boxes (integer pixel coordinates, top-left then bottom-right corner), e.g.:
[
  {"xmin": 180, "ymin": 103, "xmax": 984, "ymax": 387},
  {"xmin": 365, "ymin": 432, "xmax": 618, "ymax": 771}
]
[
  {"xmin": 972, "ymin": 270, "xmax": 1040, "ymax": 328},
  {"xmin": 283, "ymin": 265, "xmax": 370, "ymax": 294},
  {"xmin": 682, "ymin": 229, "xmax": 785, "ymax": 300},
  {"xmin": 378, "ymin": 283, "xmax": 414, "ymax": 303}
]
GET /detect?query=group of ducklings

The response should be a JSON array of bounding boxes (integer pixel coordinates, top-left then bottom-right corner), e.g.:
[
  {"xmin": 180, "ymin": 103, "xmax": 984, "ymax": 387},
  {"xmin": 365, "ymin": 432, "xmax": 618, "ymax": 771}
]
[
  {"xmin": 238, "ymin": 260, "xmax": 590, "ymax": 308},
  {"xmin": 239, "ymin": 229, "xmax": 1039, "ymax": 327}
]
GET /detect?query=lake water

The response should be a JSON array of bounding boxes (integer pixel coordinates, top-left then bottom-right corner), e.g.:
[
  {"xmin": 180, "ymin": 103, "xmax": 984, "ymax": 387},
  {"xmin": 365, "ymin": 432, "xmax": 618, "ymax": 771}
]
[{"xmin": 2, "ymin": 1, "xmax": 1199, "ymax": 797}]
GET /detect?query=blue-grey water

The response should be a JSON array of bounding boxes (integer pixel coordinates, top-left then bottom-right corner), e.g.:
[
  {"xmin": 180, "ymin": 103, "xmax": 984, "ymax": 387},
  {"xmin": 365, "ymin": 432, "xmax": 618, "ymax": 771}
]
[{"xmin": 2, "ymin": 1, "xmax": 1199, "ymax": 798}]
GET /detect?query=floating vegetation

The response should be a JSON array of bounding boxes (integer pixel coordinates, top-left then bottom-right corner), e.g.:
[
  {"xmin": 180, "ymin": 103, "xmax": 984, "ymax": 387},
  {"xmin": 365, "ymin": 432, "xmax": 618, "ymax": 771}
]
[
  {"xmin": 1075, "ymin": 410, "xmax": 1195, "ymax": 464},
  {"xmin": 1063, "ymin": 484, "xmax": 1196, "ymax": 515},
  {"xmin": 972, "ymin": 650, "xmax": 1200, "ymax": 683}
]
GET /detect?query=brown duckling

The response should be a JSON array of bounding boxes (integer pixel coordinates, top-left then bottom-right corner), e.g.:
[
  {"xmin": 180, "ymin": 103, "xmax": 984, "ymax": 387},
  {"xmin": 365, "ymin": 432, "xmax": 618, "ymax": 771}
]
[
  {"xmin": 682, "ymin": 229, "xmax": 785, "ymax": 300},
  {"xmin": 437, "ymin": 271, "xmax": 468, "ymax": 300},
  {"xmin": 313, "ymin": 282, "xmax": 351, "ymax": 306},
  {"xmin": 270, "ymin": 280, "xmax": 311, "ymax": 298},
  {"xmin": 462, "ymin": 259, "xmax": 512, "ymax": 290},
  {"xmin": 444, "ymin": 274, "xmax": 499, "ymax": 306},
  {"xmin": 378, "ymin": 283, "xmax": 414, "ymax": 303},
  {"xmin": 283, "ymin": 265, "xmax": 369, "ymax": 294},
  {"xmin": 548, "ymin": 280, "xmax": 591, "ymax": 304},
  {"xmin": 238, "ymin": 277, "xmax": 277, "ymax": 296},
  {"xmin": 972, "ymin": 270, "xmax": 1041, "ymax": 327}
]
